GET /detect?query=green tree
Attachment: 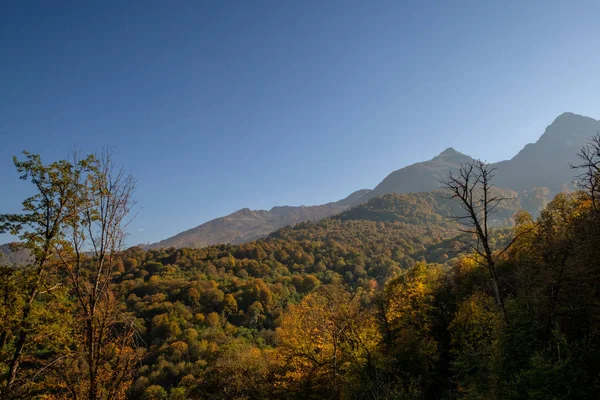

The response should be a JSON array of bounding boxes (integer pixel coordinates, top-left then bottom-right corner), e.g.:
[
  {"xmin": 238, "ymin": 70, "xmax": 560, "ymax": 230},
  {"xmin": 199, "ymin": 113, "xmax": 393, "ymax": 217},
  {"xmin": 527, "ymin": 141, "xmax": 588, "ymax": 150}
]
[
  {"xmin": 0, "ymin": 151, "xmax": 140, "ymax": 399},
  {"xmin": 0, "ymin": 152, "xmax": 93, "ymax": 396}
]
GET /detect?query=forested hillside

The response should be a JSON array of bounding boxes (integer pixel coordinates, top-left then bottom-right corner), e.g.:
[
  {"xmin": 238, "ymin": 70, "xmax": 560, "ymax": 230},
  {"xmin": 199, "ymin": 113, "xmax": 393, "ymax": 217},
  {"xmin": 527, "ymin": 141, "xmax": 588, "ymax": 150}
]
[{"xmin": 2, "ymin": 136, "xmax": 600, "ymax": 399}]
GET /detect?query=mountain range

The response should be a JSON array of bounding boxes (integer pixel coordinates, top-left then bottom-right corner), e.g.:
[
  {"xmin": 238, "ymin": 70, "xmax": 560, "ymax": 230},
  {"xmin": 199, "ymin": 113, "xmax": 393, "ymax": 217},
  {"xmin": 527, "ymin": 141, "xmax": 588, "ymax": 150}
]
[
  {"xmin": 1, "ymin": 112, "xmax": 597, "ymax": 255},
  {"xmin": 144, "ymin": 112, "xmax": 599, "ymax": 249}
]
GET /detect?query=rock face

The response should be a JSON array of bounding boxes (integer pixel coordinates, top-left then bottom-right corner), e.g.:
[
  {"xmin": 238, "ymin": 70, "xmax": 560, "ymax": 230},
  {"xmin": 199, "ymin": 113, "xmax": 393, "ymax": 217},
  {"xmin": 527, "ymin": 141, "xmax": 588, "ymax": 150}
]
[{"xmin": 148, "ymin": 112, "xmax": 599, "ymax": 249}]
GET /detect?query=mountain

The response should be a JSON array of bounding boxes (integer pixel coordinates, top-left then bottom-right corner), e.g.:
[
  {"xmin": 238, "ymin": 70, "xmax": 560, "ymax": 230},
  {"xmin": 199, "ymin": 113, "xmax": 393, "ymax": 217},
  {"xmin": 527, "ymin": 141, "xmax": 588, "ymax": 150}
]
[
  {"xmin": 361, "ymin": 147, "xmax": 473, "ymax": 202},
  {"xmin": 147, "ymin": 189, "xmax": 371, "ymax": 249},
  {"xmin": 362, "ymin": 113, "xmax": 600, "ymax": 201},
  {"xmin": 493, "ymin": 112, "xmax": 600, "ymax": 192},
  {"xmin": 0, "ymin": 243, "xmax": 32, "ymax": 266},
  {"xmin": 148, "ymin": 112, "xmax": 599, "ymax": 249}
]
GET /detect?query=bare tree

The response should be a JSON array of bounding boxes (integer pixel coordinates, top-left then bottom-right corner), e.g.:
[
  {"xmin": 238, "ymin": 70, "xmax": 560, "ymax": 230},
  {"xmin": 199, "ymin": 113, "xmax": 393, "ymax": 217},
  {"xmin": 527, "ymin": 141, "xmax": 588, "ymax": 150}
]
[
  {"xmin": 443, "ymin": 160, "xmax": 523, "ymax": 325},
  {"xmin": 572, "ymin": 133, "xmax": 600, "ymax": 213}
]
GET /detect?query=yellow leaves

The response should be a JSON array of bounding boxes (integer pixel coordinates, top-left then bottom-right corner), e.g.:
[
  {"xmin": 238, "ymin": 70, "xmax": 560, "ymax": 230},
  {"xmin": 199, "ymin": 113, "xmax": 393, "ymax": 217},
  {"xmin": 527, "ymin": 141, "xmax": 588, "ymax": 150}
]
[
  {"xmin": 574, "ymin": 195, "xmax": 593, "ymax": 216},
  {"xmin": 384, "ymin": 263, "xmax": 444, "ymax": 377},
  {"xmin": 194, "ymin": 313, "xmax": 205, "ymax": 323},
  {"xmin": 170, "ymin": 340, "xmax": 189, "ymax": 353},
  {"xmin": 148, "ymin": 275, "xmax": 161, "ymax": 285},
  {"xmin": 449, "ymin": 292, "xmax": 503, "ymax": 398},
  {"xmin": 275, "ymin": 285, "xmax": 382, "ymax": 393},
  {"xmin": 450, "ymin": 292, "xmax": 502, "ymax": 345},
  {"xmin": 208, "ymin": 340, "xmax": 275, "ymax": 399},
  {"xmin": 385, "ymin": 263, "xmax": 442, "ymax": 331}
]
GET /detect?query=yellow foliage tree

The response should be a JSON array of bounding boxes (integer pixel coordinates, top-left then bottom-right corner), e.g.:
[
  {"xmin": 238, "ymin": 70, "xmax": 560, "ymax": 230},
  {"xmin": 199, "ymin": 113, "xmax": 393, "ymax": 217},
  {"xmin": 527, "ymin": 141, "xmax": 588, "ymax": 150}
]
[
  {"xmin": 383, "ymin": 262, "xmax": 444, "ymax": 395},
  {"xmin": 275, "ymin": 285, "xmax": 381, "ymax": 399}
]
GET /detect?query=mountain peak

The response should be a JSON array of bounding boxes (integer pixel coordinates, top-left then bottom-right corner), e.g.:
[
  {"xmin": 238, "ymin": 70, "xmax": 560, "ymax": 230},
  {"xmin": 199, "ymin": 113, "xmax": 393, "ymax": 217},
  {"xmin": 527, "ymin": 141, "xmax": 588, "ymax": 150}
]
[
  {"xmin": 536, "ymin": 112, "xmax": 600, "ymax": 145},
  {"xmin": 432, "ymin": 147, "xmax": 472, "ymax": 164},
  {"xmin": 552, "ymin": 112, "xmax": 596, "ymax": 124},
  {"xmin": 494, "ymin": 112, "xmax": 600, "ymax": 192},
  {"xmin": 546, "ymin": 112, "xmax": 599, "ymax": 131},
  {"xmin": 438, "ymin": 147, "xmax": 459, "ymax": 156}
]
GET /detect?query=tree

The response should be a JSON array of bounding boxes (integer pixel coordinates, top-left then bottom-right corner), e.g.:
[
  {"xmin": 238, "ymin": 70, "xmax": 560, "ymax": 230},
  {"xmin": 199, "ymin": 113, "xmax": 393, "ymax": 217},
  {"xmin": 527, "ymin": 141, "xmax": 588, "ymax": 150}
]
[
  {"xmin": 443, "ymin": 160, "xmax": 525, "ymax": 325},
  {"xmin": 449, "ymin": 291, "xmax": 502, "ymax": 398},
  {"xmin": 205, "ymin": 340, "xmax": 274, "ymax": 399},
  {"xmin": 0, "ymin": 152, "xmax": 93, "ymax": 396},
  {"xmin": 222, "ymin": 293, "xmax": 238, "ymax": 316},
  {"xmin": 55, "ymin": 151, "xmax": 139, "ymax": 400},
  {"xmin": 572, "ymin": 132, "xmax": 600, "ymax": 212},
  {"xmin": 383, "ymin": 262, "xmax": 448, "ymax": 397},
  {"xmin": 276, "ymin": 285, "xmax": 381, "ymax": 398},
  {"xmin": 0, "ymin": 151, "xmax": 140, "ymax": 399},
  {"xmin": 143, "ymin": 385, "xmax": 168, "ymax": 400}
]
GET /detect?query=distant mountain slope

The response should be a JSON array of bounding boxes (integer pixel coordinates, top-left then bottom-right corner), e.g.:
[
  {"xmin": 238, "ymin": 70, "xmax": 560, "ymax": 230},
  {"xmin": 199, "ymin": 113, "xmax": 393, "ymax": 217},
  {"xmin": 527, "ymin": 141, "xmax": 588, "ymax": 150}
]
[
  {"xmin": 493, "ymin": 112, "xmax": 600, "ymax": 192},
  {"xmin": 0, "ymin": 243, "xmax": 32, "ymax": 266},
  {"xmin": 148, "ymin": 189, "xmax": 371, "ymax": 249},
  {"xmin": 361, "ymin": 147, "xmax": 473, "ymax": 202},
  {"xmin": 360, "ymin": 113, "xmax": 600, "ymax": 202}
]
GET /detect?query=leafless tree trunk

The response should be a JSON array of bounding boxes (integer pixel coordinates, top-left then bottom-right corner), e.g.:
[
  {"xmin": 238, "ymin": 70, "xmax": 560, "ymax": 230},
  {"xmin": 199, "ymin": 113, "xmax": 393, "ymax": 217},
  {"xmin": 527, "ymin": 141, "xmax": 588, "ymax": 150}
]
[
  {"xmin": 572, "ymin": 133, "xmax": 600, "ymax": 213},
  {"xmin": 443, "ymin": 160, "xmax": 518, "ymax": 325}
]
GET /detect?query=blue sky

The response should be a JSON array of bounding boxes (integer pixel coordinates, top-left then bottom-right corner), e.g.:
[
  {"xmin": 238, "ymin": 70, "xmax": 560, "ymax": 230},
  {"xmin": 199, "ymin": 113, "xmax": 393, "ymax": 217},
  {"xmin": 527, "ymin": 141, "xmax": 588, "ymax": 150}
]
[{"xmin": 1, "ymin": 0, "xmax": 599, "ymax": 245}]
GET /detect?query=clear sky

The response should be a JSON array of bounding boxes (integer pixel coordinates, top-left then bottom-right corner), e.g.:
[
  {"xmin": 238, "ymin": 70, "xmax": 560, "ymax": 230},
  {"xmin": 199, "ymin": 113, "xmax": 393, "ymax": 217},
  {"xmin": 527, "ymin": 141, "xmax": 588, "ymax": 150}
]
[{"xmin": 1, "ymin": 0, "xmax": 599, "ymax": 245}]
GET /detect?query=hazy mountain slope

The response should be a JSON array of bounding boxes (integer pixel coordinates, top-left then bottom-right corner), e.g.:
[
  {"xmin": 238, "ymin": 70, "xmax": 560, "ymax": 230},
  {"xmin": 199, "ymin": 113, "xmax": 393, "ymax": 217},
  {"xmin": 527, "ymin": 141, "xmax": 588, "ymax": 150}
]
[
  {"xmin": 0, "ymin": 243, "xmax": 32, "ymax": 266},
  {"xmin": 148, "ymin": 189, "xmax": 371, "ymax": 249},
  {"xmin": 493, "ymin": 112, "xmax": 600, "ymax": 192},
  {"xmin": 356, "ymin": 113, "xmax": 598, "ymax": 204},
  {"xmin": 334, "ymin": 189, "xmax": 372, "ymax": 207},
  {"xmin": 360, "ymin": 147, "xmax": 473, "ymax": 202}
]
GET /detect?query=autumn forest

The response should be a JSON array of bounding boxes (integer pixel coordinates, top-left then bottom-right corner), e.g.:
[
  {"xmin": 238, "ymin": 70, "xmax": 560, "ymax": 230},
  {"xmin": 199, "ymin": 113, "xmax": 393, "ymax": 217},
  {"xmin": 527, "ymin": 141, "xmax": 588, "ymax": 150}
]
[{"xmin": 2, "ymin": 134, "xmax": 600, "ymax": 400}]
